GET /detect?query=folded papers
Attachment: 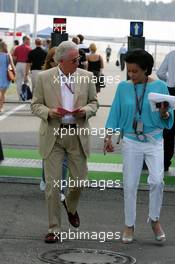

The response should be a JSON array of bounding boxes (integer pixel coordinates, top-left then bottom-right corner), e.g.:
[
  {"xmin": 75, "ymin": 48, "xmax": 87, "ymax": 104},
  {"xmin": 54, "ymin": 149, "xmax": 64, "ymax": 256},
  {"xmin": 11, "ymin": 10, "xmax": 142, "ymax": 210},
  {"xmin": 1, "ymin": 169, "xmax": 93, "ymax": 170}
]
[
  {"xmin": 57, "ymin": 107, "xmax": 81, "ymax": 115},
  {"xmin": 148, "ymin": 92, "xmax": 175, "ymax": 111}
]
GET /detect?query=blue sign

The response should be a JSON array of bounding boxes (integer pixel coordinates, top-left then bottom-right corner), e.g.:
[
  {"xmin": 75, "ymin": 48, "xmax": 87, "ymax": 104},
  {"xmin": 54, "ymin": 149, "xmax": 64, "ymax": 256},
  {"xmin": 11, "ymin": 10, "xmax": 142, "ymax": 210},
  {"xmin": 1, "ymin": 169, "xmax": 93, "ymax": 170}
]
[{"xmin": 130, "ymin": 21, "xmax": 143, "ymax": 37}]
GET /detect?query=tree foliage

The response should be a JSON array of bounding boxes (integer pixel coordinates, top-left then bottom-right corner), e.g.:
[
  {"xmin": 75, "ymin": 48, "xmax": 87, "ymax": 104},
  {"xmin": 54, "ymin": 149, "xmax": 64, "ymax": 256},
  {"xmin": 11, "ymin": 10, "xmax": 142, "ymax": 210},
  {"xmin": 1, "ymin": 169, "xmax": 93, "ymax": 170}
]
[{"xmin": 1, "ymin": 0, "xmax": 175, "ymax": 22}]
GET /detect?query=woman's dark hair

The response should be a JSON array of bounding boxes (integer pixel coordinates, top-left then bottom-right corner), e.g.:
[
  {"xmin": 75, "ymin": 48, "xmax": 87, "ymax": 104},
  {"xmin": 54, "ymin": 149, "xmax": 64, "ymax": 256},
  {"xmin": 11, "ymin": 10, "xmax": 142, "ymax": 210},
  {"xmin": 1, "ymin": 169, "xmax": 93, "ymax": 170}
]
[{"xmin": 124, "ymin": 49, "xmax": 154, "ymax": 76}]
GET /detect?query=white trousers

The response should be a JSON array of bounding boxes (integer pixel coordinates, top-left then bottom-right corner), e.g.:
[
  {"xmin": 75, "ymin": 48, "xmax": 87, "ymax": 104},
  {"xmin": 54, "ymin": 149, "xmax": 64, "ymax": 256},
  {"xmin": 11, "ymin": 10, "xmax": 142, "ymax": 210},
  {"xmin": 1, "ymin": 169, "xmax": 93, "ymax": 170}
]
[
  {"xmin": 122, "ymin": 137, "xmax": 164, "ymax": 227},
  {"xmin": 16, "ymin": 62, "xmax": 26, "ymax": 100},
  {"xmin": 31, "ymin": 70, "xmax": 41, "ymax": 93}
]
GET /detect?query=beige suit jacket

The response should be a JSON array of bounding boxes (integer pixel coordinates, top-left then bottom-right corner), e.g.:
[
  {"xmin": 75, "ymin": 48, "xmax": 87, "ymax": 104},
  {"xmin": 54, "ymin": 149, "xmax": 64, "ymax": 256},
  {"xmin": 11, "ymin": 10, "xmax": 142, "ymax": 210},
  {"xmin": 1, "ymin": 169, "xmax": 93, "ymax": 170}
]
[{"xmin": 31, "ymin": 67, "xmax": 98, "ymax": 159}]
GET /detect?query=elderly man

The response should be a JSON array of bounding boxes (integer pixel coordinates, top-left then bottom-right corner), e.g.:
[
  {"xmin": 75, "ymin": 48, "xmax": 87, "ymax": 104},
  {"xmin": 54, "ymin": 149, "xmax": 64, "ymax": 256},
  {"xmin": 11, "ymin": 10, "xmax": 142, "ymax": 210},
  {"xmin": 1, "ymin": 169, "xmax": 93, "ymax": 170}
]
[{"xmin": 31, "ymin": 41, "xmax": 98, "ymax": 243}]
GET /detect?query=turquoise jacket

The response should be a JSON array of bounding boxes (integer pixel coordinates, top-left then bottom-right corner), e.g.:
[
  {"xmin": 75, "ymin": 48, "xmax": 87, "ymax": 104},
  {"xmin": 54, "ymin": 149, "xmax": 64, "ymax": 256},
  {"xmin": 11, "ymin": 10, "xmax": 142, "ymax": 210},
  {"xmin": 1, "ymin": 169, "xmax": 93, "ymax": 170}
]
[{"xmin": 105, "ymin": 80, "xmax": 174, "ymax": 142}]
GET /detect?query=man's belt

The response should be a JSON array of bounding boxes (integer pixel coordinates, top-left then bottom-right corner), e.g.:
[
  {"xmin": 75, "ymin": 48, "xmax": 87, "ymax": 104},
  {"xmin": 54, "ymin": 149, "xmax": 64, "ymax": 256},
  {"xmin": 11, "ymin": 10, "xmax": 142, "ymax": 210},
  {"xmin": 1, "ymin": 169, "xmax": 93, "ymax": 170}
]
[{"xmin": 60, "ymin": 124, "xmax": 77, "ymax": 129}]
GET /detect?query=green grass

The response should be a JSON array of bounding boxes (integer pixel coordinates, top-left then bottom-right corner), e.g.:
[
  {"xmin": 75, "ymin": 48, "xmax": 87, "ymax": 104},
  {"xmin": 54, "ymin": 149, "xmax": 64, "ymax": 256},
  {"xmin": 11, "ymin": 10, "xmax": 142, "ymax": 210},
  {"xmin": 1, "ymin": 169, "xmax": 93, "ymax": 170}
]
[
  {"xmin": 1, "ymin": 148, "xmax": 175, "ymax": 185},
  {"xmin": 3, "ymin": 149, "xmax": 41, "ymax": 160},
  {"xmin": 0, "ymin": 167, "xmax": 42, "ymax": 178},
  {"xmin": 3, "ymin": 148, "xmax": 123, "ymax": 163},
  {"xmin": 0, "ymin": 168, "xmax": 174, "ymax": 185}
]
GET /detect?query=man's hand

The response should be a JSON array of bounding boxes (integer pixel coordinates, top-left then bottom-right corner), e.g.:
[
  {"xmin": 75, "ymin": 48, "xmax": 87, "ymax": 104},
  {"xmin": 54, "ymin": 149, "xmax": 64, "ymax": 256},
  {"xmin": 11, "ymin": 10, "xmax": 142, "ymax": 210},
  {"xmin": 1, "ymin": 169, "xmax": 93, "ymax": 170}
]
[
  {"xmin": 48, "ymin": 108, "xmax": 65, "ymax": 118},
  {"xmin": 103, "ymin": 136, "xmax": 114, "ymax": 155},
  {"xmin": 73, "ymin": 109, "xmax": 86, "ymax": 118}
]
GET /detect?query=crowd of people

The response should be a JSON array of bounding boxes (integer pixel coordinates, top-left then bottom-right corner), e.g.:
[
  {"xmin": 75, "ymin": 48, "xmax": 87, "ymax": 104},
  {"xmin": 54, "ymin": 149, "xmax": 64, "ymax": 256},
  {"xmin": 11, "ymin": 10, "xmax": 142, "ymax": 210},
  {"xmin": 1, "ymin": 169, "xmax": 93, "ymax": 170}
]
[
  {"xmin": 0, "ymin": 34, "xmax": 109, "ymax": 110},
  {"xmin": 0, "ymin": 35, "xmax": 131, "ymax": 112},
  {"xmin": 0, "ymin": 35, "xmax": 174, "ymax": 245}
]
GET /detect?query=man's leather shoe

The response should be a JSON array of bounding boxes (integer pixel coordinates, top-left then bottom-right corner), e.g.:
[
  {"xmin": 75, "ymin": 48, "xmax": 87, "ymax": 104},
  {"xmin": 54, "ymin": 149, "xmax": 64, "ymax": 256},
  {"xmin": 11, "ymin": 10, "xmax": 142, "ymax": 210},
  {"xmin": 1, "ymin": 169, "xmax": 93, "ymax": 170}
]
[
  {"xmin": 63, "ymin": 200, "xmax": 80, "ymax": 228},
  {"xmin": 44, "ymin": 232, "xmax": 60, "ymax": 243}
]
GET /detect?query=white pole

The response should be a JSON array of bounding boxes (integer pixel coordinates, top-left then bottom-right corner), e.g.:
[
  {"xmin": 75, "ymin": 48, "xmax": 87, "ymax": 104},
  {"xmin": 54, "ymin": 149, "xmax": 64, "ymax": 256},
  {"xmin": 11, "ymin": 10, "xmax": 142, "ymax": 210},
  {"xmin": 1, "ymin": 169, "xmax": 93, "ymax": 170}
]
[
  {"xmin": 13, "ymin": 0, "xmax": 18, "ymax": 42},
  {"xmin": 33, "ymin": 0, "xmax": 39, "ymax": 41}
]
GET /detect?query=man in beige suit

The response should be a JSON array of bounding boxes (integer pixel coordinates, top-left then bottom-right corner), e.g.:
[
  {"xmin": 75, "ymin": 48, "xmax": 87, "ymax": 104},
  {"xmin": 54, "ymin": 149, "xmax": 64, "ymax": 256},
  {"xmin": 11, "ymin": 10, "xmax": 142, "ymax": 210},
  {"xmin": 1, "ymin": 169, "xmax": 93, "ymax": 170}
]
[{"xmin": 31, "ymin": 41, "xmax": 98, "ymax": 243}]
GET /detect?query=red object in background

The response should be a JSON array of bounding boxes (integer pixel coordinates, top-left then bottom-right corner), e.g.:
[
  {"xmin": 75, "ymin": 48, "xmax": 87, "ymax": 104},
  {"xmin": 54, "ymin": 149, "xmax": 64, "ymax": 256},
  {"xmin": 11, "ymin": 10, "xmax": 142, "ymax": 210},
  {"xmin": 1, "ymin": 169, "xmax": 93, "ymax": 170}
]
[
  {"xmin": 53, "ymin": 18, "xmax": 66, "ymax": 33},
  {"xmin": 5, "ymin": 32, "xmax": 22, "ymax": 36}
]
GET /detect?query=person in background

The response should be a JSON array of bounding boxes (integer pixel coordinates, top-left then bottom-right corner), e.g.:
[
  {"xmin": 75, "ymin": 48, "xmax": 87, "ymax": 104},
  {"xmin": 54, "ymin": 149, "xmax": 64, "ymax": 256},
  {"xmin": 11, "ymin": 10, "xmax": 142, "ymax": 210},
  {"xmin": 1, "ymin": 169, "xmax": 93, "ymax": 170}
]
[
  {"xmin": 25, "ymin": 38, "xmax": 47, "ymax": 93},
  {"xmin": 43, "ymin": 47, "xmax": 56, "ymax": 70},
  {"xmin": 72, "ymin": 36, "xmax": 88, "ymax": 70},
  {"xmin": 77, "ymin": 34, "xmax": 89, "ymax": 69},
  {"xmin": 157, "ymin": 50, "xmax": 175, "ymax": 171},
  {"xmin": 104, "ymin": 49, "xmax": 173, "ymax": 243},
  {"xmin": 0, "ymin": 41, "xmax": 15, "ymax": 112},
  {"xmin": 105, "ymin": 45, "xmax": 112, "ymax": 63},
  {"xmin": 72, "ymin": 36, "xmax": 80, "ymax": 45},
  {"xmin": 42, "ymin": 38, "xmax": 51, "ymax": 52},
  {"xmin": 10, "ymin": 39, "xmax": 19, "ymax": 57},
  {"xmin": 118, "ymin": 43, "xmax": 127, "ymax": 71},
  {"xmin": 13, "ymin": 35, "xmax": 31, "ymax": 100},
  {"xmin": 87, "ymin": 42, "xmax": 104, "ymax": 93},
  {"xmin": 31, "ymin": 40, "xmax": 98, "ymax": 243},
  {"xmin": 77, "ymin": 34, "xmax": 89, "ymax": 53}
]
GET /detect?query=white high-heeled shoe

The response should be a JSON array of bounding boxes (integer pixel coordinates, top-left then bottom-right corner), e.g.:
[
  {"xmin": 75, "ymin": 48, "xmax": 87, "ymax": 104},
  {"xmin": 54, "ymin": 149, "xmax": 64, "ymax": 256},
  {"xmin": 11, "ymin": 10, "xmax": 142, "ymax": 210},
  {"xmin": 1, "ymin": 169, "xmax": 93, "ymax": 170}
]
[
  {"xmin": 122, "ymin": 225, "xmax": 134, "ymax": 244},
  {"xmin": 151, "ymin": 220, "xmax": 166, "ymax": 242}
]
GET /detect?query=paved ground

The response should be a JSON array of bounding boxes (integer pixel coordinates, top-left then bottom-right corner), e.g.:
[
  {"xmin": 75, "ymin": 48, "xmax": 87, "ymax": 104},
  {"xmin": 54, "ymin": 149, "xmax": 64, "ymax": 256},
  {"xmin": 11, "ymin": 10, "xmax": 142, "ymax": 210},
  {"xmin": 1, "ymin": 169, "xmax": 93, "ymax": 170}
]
[{"xmin": 0, "ymin": 182, "xmax": 175, "ymax": 264}]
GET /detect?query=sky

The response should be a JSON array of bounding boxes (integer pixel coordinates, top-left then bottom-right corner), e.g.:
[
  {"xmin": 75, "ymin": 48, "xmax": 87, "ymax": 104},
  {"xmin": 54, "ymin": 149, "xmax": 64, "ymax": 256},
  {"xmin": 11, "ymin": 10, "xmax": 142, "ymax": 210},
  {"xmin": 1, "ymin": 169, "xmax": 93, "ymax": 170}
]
[
  {"xmin": 129, "ymin": 0, "xmax": 173, "ymax": 3},
  {"xmin": 143, "ymin": 0, "xmax": 173, "ymax": 3}
]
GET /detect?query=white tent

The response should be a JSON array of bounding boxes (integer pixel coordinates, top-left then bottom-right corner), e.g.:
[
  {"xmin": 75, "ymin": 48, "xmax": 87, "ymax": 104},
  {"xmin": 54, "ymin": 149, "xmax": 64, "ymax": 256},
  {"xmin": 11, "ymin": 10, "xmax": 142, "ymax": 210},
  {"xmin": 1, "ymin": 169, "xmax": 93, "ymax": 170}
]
[{"xmin": 36, "ymin": 27, "xmax": 52, "ymax": 38}]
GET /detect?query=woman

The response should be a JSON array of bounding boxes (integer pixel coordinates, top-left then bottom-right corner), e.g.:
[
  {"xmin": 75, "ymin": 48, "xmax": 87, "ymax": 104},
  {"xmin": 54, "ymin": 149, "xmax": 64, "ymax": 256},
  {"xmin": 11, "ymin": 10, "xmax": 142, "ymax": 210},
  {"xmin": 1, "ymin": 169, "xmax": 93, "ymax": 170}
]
[
  {"xmin": 43, "ymin": 47, "xmax": 57, "ymax": 70},
  {"xmin": 0, "ymin": 41, "xmax": 15, "ymax": 112},
  {"xmin": 104, "ymin": 49, "xmax": 173, "ymax": 243},
  {"xmin": 87, "ymin": 43, "xmax": 104, "ymax": 93}
]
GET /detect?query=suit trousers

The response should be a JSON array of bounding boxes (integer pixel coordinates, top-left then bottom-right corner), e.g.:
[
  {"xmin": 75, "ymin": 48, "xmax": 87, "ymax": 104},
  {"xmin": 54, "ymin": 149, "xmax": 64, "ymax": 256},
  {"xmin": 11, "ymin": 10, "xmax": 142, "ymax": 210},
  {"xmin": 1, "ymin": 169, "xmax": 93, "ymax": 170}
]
[
  {"xmin": 122, "ymin": 137, "xmax": 164, "ymax": 227},
  {"xmin": 44, "ymin": 131, "xmax": 87, "ymax": 233}
]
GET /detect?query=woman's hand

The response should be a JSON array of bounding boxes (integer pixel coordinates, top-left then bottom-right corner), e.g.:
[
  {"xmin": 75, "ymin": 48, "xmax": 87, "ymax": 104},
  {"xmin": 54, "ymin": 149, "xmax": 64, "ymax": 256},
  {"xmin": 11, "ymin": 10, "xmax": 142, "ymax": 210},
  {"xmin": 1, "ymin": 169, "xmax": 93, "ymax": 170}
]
[
  {"xmin": 159, "ymin": 102, "xmax": 169, "ymax": 119},
  {"xmin": 103, "ymin": 136, "xmax": 114, "ymax": 155}
]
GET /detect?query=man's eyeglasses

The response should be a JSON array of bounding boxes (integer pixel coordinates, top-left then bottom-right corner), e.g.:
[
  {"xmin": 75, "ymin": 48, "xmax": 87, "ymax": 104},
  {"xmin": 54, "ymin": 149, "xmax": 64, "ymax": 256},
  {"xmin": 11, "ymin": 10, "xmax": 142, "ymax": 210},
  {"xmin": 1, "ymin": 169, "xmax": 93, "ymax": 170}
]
[{"xmin": 71, "ymin": 56, "xmax": 81, "ymax": 64}]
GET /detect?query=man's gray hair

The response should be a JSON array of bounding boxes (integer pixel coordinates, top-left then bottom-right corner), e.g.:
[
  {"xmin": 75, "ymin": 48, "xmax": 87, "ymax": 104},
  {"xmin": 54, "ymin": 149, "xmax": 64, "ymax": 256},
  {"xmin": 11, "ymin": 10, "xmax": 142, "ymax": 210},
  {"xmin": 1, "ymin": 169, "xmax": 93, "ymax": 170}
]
[{"xmin": 54, "ymin": 40, "xmax": 78, "ymax": 63}]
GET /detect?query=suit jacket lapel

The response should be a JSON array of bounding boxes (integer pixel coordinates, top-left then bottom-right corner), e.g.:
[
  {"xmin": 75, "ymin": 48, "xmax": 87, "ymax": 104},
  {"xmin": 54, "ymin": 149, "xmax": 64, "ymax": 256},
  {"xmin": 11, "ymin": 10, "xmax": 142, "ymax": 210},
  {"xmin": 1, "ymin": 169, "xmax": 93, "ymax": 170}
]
[
  {"xmin": 50, "ymin": 69, "xmax": 81, "ymax": 108},
  {"xmin": 50, "ymin": 67, "xmax": 62, "ymax": 107},
  {"xmin": 73, "ymin": 71, "xmax": 81, "ymax": 108}
]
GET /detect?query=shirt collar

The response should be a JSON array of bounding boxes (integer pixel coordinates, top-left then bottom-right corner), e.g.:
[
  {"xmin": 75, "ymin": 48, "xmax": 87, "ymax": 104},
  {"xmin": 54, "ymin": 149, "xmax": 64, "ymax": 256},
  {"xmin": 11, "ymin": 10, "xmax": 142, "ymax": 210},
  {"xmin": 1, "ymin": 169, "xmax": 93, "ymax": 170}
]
[{"xmin": 58, "ymin": 67, "xmax": 74, "ymax": 84}]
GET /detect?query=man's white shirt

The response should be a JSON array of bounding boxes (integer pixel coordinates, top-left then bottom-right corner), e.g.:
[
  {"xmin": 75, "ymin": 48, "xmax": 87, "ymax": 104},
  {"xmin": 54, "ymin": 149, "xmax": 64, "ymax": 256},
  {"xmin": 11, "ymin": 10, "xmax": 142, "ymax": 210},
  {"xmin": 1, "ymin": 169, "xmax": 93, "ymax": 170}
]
[{"xmin": 58, "ymin": 68, "xmax": 76, "ymax": 124}]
